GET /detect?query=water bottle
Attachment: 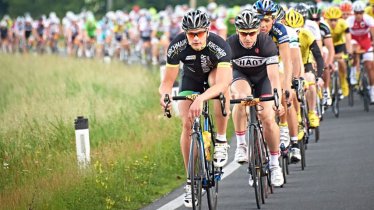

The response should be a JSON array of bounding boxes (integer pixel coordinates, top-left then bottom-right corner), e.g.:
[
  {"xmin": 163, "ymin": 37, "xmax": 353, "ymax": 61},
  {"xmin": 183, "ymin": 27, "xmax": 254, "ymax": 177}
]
[
  {"xmin": 74, "ymin": 116, "xmax": 90, "ymax": 168},
  {"xmin": 202, "ymin": 131, "xmax": 212, "ymax": 161}
]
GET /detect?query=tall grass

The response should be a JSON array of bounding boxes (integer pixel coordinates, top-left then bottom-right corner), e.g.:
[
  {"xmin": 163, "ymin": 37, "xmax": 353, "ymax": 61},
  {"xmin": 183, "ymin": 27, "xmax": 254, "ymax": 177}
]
[{"xmin": 0, "ymin": 54, "xmax": 185, "ymax": 209}]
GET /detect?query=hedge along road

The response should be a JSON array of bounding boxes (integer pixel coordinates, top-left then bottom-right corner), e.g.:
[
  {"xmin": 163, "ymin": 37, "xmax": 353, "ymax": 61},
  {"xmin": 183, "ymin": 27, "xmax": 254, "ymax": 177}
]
[{"xmin": 142, "ymin": 96, "xmax": 374, "ymax": 210}]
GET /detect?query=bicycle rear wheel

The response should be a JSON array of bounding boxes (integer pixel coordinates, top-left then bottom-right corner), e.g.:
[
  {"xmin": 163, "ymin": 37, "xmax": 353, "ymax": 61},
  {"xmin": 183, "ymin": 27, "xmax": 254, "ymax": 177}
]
[
  {"xmin": 348, "ymin": 84, "xmax": 354, "ymax": 107},
  {"xmin": 280, "ymin": 154, "xmax": 287, "ymax": 186},
  {"xmin": 332, "ymin": 71, "xmax": 340, "ymax": 118},
  {"xmin": 248, "ymin": 126, "xmax": 261, "ymax": 209},
  {"xmin": 188, "ymin": 133, "xmax": 203, "ymax": 209}
]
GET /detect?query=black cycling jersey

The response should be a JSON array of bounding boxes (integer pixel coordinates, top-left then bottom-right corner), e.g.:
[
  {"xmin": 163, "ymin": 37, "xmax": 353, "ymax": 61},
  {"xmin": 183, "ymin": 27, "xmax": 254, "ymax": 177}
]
[
  {"xmin": 319, "ymin": 21, "xmax": 332, "ymax": 39},
  {"xmin": 0, "ymin": 27, "xmax": 7, "ymax": 39},
  {"xmin": 167, "ymin": 32, "xmax": 232, "ymax": 93},
  {"xmin": 227, "ymin": 32, "xmax": 279, "ymax": 81}
]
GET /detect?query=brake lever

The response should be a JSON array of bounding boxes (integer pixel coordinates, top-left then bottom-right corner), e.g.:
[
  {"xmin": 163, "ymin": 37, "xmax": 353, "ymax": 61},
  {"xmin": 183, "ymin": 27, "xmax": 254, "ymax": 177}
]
[
  {"xmin": 164, "ymin": 94, "xmax": 172, "ymax": 118},
  {"xmin": 219, "ymin": 92, "xmax": 227, "ymax": 117}
]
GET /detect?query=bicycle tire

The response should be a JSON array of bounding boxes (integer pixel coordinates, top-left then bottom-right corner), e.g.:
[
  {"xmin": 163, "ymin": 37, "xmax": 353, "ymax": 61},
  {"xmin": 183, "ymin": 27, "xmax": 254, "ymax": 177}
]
[
  {"xmin": 332, "ymin": 71, "xmax": 340, "ymax": 118},
  {"xmin": 348, "ymin": 84, "xmax": 354, "ymax": 107},
  {"xmin": 361, "ymin": 73, "xmax": 370, "ymax": 112},
  {"xmin": 315, "ymin": 126, "xmax": 320, "ymax": 143},
  {"xmin": 206, "ymin": 160, "xmax": 219, "ymax": 210},
  {"xmin": 256, "ymin": 130, "xmax": 267, "ymax": 203},
  {"xmin": 248, "ymin": 125, "xmax": 261, "ymax": 209},
  {"xmin": 280, "ymin": 155, "xmax": 287, "ymax": 185},
  {"xmin": 188, "ymin": 133, "xmax": 203, "ymax": 210},
  {"xmin": 300, "ymin": 137, "xmax": 306, "ymax": 171}
]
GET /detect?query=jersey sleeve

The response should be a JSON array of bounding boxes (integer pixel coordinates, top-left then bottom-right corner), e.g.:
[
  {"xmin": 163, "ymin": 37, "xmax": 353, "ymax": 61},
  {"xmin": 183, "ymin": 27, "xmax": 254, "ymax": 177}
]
[
  {"xmin": 207, "ymin": 34, "xmax": 232, "ymax": 65},
  {"xmin": 286, "ymin": 26, "xmax": 300, "ymax": 48},
  {"xmin": 260, "ymin": 34, "xmax": 279, "ymax": 65},
  {"xmin": 364, "ymin": 14, "xmax": 374, "ymax": 28},
  {"xmin": 166, "ymin": 33, "xmax": 187, "ymax": 66},
  {"xmin": 272, "ymin": 22, "xmax": 289, "ymax": 44},
  {"xmin": 320, "ymin": 21, "xmax": 332, "ymax": 38}
]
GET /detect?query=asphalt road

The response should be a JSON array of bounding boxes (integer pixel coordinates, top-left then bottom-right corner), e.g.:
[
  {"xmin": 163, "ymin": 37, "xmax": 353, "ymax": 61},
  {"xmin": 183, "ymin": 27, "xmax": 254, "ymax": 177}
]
[{"xmin": 143, "ymin": 95, "xmax": 374, "ymax": 210}]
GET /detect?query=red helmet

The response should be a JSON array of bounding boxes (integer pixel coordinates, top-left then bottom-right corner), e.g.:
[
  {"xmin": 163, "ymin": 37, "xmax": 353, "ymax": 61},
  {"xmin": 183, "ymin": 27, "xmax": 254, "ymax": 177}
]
[{"xmin": 340, "ymin": 2, "xmax": 352, "ymax": 13}]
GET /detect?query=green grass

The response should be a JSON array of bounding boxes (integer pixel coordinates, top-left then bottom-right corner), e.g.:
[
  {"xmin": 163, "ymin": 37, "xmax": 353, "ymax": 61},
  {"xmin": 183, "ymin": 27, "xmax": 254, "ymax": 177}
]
[
  {"xmin": 0, "ymin": 54, "xmax": 234, "ymax": 210},
  {"xmin": 0, "ymin": 54, "xmax": 186, "ymax": 210}
]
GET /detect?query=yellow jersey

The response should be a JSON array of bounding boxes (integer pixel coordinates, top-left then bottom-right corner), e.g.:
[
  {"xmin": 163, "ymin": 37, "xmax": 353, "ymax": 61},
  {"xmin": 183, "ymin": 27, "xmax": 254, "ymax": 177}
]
[
  {"xmin": 329, "ymin": 19, "xmax": 349, "ymax": 46},
  {"xmin": 297, "ymin": 28, "xmax": 315, "ymax": 65},
  {"xmin": 365, "ymin": 6, "xmax": 374, "ymax": 19}
]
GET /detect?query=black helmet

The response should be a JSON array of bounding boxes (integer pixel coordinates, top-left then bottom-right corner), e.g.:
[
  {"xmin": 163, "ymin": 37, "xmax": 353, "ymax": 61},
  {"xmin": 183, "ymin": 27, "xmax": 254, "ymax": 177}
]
[
  {"xmin": 235, "ymin": 9, "xmax": 261, "ymax": 30},
  {"xmin": 294, "ymin": 3, "xmax": 309, "ymax": 20},
  {"xmin": 308, "ymin": 5, "xmax": 321, "ymax": 20},
  {"xmin": 182, "ymin": 9, "xmax": 210, "ymax": 31},
  {"xmin": 274, "ymin": 4, "xmax": 286, "ymax": 22}
]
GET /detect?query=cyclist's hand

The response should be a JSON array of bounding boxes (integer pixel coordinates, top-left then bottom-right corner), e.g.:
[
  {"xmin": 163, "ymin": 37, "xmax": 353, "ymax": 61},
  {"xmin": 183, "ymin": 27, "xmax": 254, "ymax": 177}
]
[
  {"xmin": 160, "ymin": 94, "xmax": 172, "ymax": 110},
  {"xmin": 273, "ymin": 103, "xmax": 285, "ymax": 116},
  {"xmin": 317, "ymin": 77, "xmax": 324, "ymax": 87},
  {"xmin": 188, "ymin": 97, "xmax": 203, "ymax": 121},
  {"xmin": 283, "ymin": 87, "xmax": 293, "ymax": 104}
]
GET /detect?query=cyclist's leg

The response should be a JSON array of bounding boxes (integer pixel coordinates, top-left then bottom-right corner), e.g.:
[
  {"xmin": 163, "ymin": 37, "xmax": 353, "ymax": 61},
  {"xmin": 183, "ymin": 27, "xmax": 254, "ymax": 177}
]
[
  {"xmin": 362, "ymin": 48, "xmax": 374, "ymax": 102},
  {"xmin": 256, "ymin": 77, "xmax": 283, "ymax": 186},
  {"xmin": 335, "ymin": 44, "xmax": 349, "ymax": 97},
  {"xmin": 208, "ymin": 68, "xmax": 230, "ymax": 167},
  {"xmin": 304, "ymin": 64, "xmax": 319, "ymax": 127},
  {"xmin": 230, "ymin": 70, "xmax": 251, "ymax": 163}
]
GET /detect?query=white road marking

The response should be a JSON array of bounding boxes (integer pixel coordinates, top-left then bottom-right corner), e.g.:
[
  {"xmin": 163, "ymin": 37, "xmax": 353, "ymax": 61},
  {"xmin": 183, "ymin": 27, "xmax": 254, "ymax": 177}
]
[{"xmin": 157, "ymin": 161, "xmax": 242, "ymax": 210}]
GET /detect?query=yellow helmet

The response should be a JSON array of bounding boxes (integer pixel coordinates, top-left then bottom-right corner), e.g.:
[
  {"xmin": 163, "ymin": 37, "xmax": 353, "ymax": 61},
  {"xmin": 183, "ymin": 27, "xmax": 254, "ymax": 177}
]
[
  {"xmin": 370, "ymin": 0, "xmax": 374, "ymax": 6},
  {"xmin": 324, "ymin": 7, "xmax": 342, "ymax": 19},
  {"xmin": 285, "ymin": 9, "xmax": 304, "ymax": 28}
]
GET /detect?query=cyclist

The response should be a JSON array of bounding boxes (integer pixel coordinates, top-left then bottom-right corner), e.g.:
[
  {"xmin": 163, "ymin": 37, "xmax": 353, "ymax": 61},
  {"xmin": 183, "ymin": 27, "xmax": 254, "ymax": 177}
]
[
  {"xmin": 308, "ymin": 5, "xmax": 336, "ymax": 106},
  {"xmin": 285, "ymin": 10, "xmax": 325, "ymax": 130},
  {"xmin": 347, "ymin": 1, "xmax": 374, "ymax": 103},
  {"xmin": 324, "ymin": 6, "xmax": 353, "ymax": 98},
  {"xmin": 365, "ymin": 0, "xmax": 374, "ymax": 19},
  {"xmin": 159, "ymin": 9, "xmax": 232, "ymax": 207},
  {"xmin": 273, "ymin": 4, "xmax": 305, "ymax": 159},
  {"xmin": 253, "ymin": 0, "xmax": 299, "ymax": 160},
  {"xmin": 340, "ymin": 1, "xmax": 353, "ymax": 20},
  {"xmin": 228, "ymin": 9, "xmax": 285, "ymax": 187}
]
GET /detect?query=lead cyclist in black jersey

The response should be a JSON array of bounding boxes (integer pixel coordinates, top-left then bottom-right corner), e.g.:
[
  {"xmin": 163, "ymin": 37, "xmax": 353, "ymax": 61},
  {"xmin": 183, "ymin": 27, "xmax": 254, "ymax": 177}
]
[
  {"xmin": 159, "ymin": 10, "xmax": 232, "ymax": 208},
  {"xmin": 227, "ymin": 9, "xmax": 285, "ymax": 187}
]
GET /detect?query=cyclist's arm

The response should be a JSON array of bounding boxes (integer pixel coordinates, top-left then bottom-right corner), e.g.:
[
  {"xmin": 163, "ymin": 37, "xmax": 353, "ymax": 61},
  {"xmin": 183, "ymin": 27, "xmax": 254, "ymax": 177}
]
[
  {"xmin": 159, "ymin": 64, "xmax": 179, "ymax": 96},
  {"xmin": 323, "ymin": 37, "xmax": 335, "ymax": 67},
  {"xmin": 310, "ymin": 40, "xmax": 324, "ymax": 78},
  {"xmin": 279, "ymin": 42, "xmax": 293, "ymax": 90},
  {"xmin": 267, "ymin": 63, "xmax": 282, "ymax": 102},
  {"xmin": 290, "ymin": 47, "xmax": 304, "ymax": 78},
  {"xmin": 199, "ymin": 62, "xmax": 232, "ymax": 102},
  {"xmin": 344, "ymin": 30, "xmax": 353, "ymax": 54}
]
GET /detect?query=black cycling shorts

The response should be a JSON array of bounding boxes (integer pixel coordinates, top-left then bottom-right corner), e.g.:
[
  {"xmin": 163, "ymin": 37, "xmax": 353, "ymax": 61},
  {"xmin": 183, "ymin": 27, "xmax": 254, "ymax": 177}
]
[
  {"xmin": 233, "ymin": 70, "xmax": 272, "ymax": 98},
  {"xmin": 304, "ymin": 63, "xmax": 315, "ymax": 75},
  {"xmin": 334, "ymin": 44, "xmax": 347, "ymax": 54},
  {"xmin": 141, "ymin": 36, "xmax": 151, "ymax": 42},
  {"xmin": 179, "ymin": 75, "xmax": 209, "ymax": 95}
]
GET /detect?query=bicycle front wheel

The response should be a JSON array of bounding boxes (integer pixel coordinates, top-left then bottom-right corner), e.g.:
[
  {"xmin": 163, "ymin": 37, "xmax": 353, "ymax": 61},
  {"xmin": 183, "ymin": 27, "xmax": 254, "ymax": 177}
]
[
  {"xmin": 332, "ymin": 71, "xmax": 340, "ymax": 118},
  {"xmin": 206, "ymin": 162, "xmax": 219, "ymax": 210},
  {"xmin": 248, "ymin": 126, "xmax": 261, "ymax": 209},
  {"xmin": 188, "ymin": 133, "xmax": 203, "ymax": 210}
]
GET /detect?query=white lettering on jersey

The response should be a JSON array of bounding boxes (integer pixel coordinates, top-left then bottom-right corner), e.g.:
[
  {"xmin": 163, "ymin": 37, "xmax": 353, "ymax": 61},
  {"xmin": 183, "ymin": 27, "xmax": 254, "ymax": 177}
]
[
  {"xmin": 207, "ymin": 41, "xmax": 227, "ymax": 59},
  {"xmin": 201, "ymin": 54, "xmax": 213, "ymax": 73},
  {"xmin": 233, "ymin": 56, "xmax": 268, "ymax": 68},
  {"xmin": 185, "ymin": 55, "xmax": 196, "ymax": 60},
  {"xmin": 167, "ymin": 39, "xmax": 187, "ymax": 58}
]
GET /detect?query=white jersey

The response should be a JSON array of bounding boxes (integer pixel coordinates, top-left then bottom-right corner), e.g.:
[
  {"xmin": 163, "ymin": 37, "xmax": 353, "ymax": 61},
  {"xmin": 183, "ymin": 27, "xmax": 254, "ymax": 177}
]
[
  {"xmin": 346, "ymin": 14, "xmax": 374, "ymax": 37},
  {"xmin": 285, "ymin": 25, "xmax": 299, "ymax": 49},
  {"xmin": 304, "ymin": 19, "xmax": 322, "ymax": 41}
]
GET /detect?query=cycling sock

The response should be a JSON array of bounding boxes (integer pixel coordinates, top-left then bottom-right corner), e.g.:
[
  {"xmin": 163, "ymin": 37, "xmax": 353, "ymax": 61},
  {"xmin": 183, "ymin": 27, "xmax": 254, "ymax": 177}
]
[
  {"xmin": 269, "ymin": 151, "xmax": 279, "ymax": 166},
  {"xmin": 291, "ymin": 136, "xmax": 298, "ymax": 142},
  {"xmin": 279, "ymin": 122, "xmax": 288, "ymax": 127},
  {"xmin": 235, "ymin": 131, "xmax": 246, "ymax": 147},
  {"xmin": 350, "ymin": 66, "xmax": 356, "ymax": 76},
  {"xmin": 216, "ymin": 134, "xmax": 227, "ymax": 143}
]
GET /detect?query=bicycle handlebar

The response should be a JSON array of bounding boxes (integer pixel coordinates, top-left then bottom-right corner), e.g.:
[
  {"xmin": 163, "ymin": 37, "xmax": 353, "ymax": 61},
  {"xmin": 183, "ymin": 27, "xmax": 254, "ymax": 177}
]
[
  {"xmin": 164, "ymin": 92, "xmax": 227, "ymax": 118},
  {"xmin": 230, "ymin": 88, "xmax": 280, "ymax": 109}
]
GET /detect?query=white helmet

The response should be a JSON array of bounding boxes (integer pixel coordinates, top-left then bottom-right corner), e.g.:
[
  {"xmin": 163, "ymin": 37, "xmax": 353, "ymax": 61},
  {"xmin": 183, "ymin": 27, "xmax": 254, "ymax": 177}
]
[{"xmin": 352, "ymin": 1, "xmax": 365, "ymax": 12}]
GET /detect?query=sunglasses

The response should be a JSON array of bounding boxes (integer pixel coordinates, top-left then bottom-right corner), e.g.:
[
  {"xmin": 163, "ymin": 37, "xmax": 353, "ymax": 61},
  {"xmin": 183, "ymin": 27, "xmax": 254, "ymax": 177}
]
[
  {"xmin": 238, "ymin": 30, "xmax": 258, "ymax": 37},
  {"xmin": 186, "ymin": 30, "xmax": 207, "ymax": 39},
  {"xmin": 329, "ymin": 19, "xmax": 338, "ymax": 22},
  {"xmin": 354, "ymin": 11, "xmax": 364, "ymax": 15},
  {"xmin": 310, "ymin": 18, "xmax": 320, "ymax": 22}
]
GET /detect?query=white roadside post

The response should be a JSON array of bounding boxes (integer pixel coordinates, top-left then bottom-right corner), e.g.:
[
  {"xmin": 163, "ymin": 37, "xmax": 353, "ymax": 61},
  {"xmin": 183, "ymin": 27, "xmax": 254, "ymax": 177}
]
[
  {"xmin": 160, "ymin": 64, "xmax": 180, "ymax": 116},
  {"xmin": 74, "ymin": 116, "xmax": 90, "ymax": 168}
]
